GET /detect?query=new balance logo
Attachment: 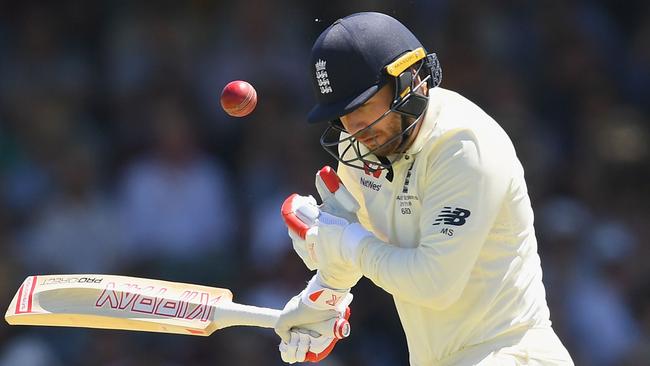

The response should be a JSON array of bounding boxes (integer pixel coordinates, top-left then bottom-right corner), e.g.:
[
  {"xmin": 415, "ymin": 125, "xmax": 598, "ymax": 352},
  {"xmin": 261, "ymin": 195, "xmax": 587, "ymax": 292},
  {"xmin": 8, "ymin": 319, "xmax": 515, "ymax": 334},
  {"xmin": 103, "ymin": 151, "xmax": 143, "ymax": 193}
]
[{"xmin": 433, "ymin": 207, "xmax": 471, "ymax": 226}]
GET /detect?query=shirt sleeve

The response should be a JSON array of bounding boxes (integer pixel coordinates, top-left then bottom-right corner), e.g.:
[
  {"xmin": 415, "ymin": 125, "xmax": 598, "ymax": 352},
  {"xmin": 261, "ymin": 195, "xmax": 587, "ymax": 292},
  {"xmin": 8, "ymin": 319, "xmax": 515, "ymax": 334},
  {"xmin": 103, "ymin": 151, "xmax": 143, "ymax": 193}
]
[{"xmin": 357, "ymin": 130, "xmax": 511, "ymax": 310}]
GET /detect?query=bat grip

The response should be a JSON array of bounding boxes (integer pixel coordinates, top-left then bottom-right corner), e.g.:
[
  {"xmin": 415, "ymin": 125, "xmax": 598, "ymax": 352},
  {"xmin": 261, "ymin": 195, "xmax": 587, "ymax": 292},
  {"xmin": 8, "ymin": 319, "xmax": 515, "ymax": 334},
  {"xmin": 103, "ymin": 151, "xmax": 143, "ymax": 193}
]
[{"xmin": 215, "ymin": 302, "xmax": 349, "ymax": 339}]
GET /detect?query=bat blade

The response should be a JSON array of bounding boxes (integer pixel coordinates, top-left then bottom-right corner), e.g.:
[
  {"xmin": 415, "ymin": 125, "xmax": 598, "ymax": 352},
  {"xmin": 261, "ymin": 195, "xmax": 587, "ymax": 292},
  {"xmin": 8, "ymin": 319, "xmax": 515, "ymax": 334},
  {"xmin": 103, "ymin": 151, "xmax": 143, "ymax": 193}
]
[
  {"xmin": 6, "ymin": 275, "xmax": 244, "ymax": 336},
  {"xmin": 5, "ymin": 274, "xmax": 349, "ymax": 339}
]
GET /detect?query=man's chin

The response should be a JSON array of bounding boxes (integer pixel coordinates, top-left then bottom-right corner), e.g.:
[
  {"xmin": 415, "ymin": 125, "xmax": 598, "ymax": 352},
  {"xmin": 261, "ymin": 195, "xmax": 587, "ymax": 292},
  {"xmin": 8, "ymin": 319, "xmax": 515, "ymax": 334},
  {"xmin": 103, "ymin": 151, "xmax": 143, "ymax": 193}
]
[{"xmin": 371, "ymin": 139, "xmax": 401, "ymax": 158}]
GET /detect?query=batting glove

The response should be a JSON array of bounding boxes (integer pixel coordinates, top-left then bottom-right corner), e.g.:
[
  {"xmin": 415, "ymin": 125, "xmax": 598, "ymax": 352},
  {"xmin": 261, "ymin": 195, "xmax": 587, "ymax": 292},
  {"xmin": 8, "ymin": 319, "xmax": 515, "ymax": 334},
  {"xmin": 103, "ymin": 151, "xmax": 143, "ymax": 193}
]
[
  {"xmin": 283, "ymin": 194, "xmax": 320, "ymax": 271},
  {"xmin": 315, "ymin": 166, "xmax": 360, "ymax": 224},
  {"xmin": 279, "ymin": 307, "xmax": 351, "ymax": 363},
  {"xmin": 277, "ymin": 277, "xmax": 352, "ymax": 363}
]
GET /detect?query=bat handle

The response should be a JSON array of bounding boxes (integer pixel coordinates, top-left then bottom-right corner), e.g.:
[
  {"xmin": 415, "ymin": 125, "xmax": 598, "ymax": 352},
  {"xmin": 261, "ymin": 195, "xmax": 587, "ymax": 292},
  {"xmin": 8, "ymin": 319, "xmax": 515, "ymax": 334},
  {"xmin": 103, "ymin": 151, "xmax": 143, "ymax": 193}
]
[{"xmin": 215, "ymin": 302, "xmax": 350, "ymax": 339}]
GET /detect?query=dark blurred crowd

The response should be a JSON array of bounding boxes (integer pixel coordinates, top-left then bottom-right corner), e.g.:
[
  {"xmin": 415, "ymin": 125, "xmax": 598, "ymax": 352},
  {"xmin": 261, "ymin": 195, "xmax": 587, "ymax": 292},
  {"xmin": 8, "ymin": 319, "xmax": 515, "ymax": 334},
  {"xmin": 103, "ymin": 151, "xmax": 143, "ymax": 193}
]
[{"xmin": 0, "ymin": 1, "xmax": 649, "ymax": 365}]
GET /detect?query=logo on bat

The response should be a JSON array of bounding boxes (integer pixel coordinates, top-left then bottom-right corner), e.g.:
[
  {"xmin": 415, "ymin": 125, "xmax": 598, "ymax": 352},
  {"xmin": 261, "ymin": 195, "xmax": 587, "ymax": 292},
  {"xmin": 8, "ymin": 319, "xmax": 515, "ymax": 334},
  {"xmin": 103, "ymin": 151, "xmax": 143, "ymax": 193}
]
[
  {"xmin": 41, "ymin": 277, "xmax": 103, "ymax": 285},
  {"xmin": 95, "ymin": 282, "xmax": 221, "ymax": 322}
]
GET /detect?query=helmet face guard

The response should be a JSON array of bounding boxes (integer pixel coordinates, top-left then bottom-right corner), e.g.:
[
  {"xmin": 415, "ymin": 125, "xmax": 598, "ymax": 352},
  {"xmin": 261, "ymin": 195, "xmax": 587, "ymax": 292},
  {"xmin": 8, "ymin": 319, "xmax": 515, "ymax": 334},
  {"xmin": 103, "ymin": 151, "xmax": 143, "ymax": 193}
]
[{"xmin": 320, "ymin": 49, "xmax": 442, "ymax": 173}]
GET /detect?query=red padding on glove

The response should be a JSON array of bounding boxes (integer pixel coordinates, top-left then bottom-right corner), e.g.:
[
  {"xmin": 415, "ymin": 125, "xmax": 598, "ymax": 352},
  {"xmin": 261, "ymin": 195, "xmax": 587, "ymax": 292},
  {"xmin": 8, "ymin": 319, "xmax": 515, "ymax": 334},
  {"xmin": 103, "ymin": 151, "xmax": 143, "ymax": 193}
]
[
  {"xmin": 318, "ymin": 166, "xmax": 341, "ymax": 193},
  {"xmin": 304, "ymin": 307, "xmax": 352, "ymax": 363},
  {"xmin": 281, "ymin": 193, "xmax": 310, "ymax": 240}
]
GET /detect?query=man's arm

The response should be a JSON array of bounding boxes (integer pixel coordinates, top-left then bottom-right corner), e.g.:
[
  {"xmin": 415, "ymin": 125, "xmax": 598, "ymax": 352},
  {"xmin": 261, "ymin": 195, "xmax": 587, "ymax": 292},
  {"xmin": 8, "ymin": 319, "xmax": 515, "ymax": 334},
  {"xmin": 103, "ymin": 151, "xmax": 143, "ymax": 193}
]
[{"xmin": 356, "ymin": 131, "xmax": 511, "ymax": 309}]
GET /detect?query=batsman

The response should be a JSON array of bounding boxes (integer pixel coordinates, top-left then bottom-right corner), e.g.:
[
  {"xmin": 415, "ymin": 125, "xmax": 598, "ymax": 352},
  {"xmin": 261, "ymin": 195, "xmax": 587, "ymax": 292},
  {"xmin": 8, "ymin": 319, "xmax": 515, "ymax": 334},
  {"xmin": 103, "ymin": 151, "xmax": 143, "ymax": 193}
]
[{"xmin": 276, "ymin": 12, "xmax": 574, "ymax": 365}]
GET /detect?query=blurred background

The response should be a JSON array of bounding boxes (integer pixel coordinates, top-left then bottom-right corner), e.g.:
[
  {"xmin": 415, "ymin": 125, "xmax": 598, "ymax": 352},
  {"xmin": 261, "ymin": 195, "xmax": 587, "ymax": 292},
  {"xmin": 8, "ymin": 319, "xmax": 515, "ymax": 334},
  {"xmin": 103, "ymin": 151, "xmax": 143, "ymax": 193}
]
[{"xmin": 0, "ymin": 0, "xmax": 649, "ymax": 365}]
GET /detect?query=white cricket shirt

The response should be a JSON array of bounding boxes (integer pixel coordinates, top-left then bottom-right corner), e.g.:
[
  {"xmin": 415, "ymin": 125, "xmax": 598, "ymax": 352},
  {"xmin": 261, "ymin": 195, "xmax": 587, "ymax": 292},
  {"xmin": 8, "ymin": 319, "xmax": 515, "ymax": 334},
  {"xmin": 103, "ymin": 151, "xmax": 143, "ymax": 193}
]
[{"xmin": 338, "ymin": 87, "xmax": 553, "ymax": 364}]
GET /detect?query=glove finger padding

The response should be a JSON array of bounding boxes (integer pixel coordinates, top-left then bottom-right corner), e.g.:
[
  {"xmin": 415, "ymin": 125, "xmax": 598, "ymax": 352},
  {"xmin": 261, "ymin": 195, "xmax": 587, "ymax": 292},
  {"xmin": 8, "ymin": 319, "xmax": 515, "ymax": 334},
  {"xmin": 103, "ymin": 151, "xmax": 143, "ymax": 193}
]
[
  {"xmin": 280, "ymin": 332, "xmax": 308, "ymax": 364},
  {"xmin": 282, "ymin": 194, "xmax": 321, "ymax": 270},
  {"xmin": 317, "ymin": 212, "xmax": 349, "ymax": 226},
  {"xmin": 282, "ymin": 294, "xmax": 353, "ymax": 363},
  {"xmin": 315, "ymin": 166, "xmax": 360, "ymax": 223},
  {"xmin": 288, "ymin": 228, "xmax": 317, "ymax": 271},
  {"xmin": 296, "ymin": 332, "xmax": 311, "ymax": 362},
  {"xmin": 282, "ymin": 194, "xmax": 319, "ymax": 240}
]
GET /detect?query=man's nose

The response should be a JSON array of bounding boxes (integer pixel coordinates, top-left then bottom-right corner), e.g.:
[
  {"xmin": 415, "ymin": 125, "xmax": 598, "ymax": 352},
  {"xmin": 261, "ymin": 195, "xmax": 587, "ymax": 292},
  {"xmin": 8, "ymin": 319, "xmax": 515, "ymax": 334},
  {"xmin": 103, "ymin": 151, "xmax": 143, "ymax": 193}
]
[{"xmin": 346, "ymin": 119, "xmax": 370, "ymax": 136}]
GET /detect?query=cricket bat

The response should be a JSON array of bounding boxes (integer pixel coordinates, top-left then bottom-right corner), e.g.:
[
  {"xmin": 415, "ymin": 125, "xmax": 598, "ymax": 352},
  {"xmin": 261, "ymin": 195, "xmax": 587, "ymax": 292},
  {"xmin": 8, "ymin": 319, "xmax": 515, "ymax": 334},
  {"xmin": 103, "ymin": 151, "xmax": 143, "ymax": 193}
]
[{"xmin": 5, "ymin": 274, "xmax": 350, "ymax": 340}]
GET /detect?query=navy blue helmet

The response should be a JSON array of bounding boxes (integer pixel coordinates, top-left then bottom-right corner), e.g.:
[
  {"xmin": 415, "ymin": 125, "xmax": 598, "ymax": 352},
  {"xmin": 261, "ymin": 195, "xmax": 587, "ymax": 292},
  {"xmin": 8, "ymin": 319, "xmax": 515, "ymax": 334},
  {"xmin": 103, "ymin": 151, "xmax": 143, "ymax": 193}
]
[{"xmin": 308, "ymin": 12, "xmax": 442, "ymax": 172}]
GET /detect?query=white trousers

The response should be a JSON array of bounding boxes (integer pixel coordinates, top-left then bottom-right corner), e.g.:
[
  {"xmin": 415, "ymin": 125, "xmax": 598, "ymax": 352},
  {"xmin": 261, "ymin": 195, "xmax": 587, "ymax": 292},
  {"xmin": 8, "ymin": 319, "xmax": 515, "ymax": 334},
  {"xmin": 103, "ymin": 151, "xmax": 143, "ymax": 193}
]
[{"xmin": 438, "ymin": 327, "xmax": 574, "ymax": 366}]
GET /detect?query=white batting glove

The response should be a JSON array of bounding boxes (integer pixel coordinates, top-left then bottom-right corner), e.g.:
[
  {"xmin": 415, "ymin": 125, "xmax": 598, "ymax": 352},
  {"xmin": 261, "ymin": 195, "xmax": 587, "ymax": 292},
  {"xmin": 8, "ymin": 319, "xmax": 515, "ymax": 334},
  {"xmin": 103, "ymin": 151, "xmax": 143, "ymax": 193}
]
[
  {"xmin": 315, "ymin": 166, "xmax": 360, "ymax": 224},
  {"xmin": 283, "ymin": 194, "xmax": 320, "ymax": 270},
  {"xmin": 275, "ymin": 274, "xmax": 350, "ymax": 342},
  {"xmin": 279, "ymin": 331, "xmax": 312, "ymax": 364},
  {"xmin": 281, "ymin": 166, "xmax": 362, "ymax": 275},
  {"xmin": 282, "ymin": 193, "xmax": 371, "ymax": 289},
  {"xmin": 279, "ymin": 307, "xmax": 351, "ymax": 363},
  {"xmin": 309, "ymin": 213, "xmax": 369, "ymax": 267},
  {"xmin": 278, "ymin": 282, "xmax": 353, "ymax": 364}
]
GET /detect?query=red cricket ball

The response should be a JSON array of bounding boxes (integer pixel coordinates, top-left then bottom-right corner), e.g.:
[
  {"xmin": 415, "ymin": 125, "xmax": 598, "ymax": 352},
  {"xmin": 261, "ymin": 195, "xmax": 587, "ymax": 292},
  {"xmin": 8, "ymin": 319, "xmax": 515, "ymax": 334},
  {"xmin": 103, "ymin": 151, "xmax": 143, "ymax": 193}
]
[{"xmin": 220, "ymin": 80, "xmax": 257, "ymax": 117}]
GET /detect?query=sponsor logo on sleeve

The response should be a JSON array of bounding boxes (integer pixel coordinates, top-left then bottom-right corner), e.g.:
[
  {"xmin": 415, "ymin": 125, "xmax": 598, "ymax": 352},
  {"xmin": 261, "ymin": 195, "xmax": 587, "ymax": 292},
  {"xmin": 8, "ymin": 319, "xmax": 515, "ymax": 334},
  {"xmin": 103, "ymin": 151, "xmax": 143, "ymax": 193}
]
[
  {"xmin": 433, "ymin": 207, "xmax": 471, "ymax": 226},
  {"xmin": 434, "ymin": 207, "xmax": 470, "ymax": 237}
]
